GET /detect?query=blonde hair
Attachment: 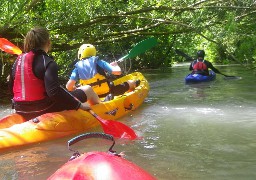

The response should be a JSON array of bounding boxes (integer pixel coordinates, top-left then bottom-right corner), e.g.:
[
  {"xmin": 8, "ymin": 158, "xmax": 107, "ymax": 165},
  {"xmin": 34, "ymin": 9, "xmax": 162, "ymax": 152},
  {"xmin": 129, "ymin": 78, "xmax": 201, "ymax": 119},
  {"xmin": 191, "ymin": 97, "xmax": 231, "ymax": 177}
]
[{"xmin": 24, "ymin": 27, "xmax": 50, "ymax": 52}]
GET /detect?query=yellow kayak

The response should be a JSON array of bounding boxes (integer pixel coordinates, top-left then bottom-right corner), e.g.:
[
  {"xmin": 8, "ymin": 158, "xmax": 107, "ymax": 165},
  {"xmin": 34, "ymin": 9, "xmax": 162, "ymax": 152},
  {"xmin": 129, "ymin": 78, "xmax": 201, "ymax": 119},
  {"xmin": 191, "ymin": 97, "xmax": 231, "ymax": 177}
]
[{"xmin": 0, "ymin": 72, "xmax": 149, "ymax": 152}]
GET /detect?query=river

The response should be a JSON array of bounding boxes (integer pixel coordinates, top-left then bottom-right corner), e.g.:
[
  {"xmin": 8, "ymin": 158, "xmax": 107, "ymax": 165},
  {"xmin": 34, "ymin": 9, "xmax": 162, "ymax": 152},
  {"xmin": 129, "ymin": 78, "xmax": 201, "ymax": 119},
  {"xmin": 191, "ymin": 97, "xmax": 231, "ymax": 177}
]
[{"xmin": 0, "ymin": 64, "xmax": 255, "ymax": 180}]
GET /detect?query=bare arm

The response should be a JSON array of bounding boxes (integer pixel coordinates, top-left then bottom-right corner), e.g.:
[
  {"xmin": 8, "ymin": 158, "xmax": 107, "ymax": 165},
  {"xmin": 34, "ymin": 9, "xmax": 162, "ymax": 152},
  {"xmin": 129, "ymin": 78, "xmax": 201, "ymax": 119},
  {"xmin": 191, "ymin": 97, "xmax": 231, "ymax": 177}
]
[
  {"xmin": 110, "ymin": 61, "xmax": 121, "ymax": 75},
  {"xmin": 66, "ymin": 79, "xmax": 77, "ymax": 91}
]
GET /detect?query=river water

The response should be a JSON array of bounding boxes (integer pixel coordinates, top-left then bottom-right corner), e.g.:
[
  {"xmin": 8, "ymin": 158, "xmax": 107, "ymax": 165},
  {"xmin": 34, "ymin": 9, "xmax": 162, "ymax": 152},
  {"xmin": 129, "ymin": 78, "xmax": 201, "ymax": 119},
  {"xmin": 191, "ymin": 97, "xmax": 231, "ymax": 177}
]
[{"xmin": 0, "ymin": 64, "xmax": 255, "ymax": 180}]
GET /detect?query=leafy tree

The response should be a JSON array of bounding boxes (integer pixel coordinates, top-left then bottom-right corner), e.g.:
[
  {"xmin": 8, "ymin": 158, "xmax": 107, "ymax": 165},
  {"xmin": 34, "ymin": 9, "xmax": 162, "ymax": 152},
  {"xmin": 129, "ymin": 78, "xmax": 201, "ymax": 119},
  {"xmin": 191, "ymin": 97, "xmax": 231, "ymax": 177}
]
[{"xmin": 1, "ymin": 0, "xmax": 256, "ymax": 87}]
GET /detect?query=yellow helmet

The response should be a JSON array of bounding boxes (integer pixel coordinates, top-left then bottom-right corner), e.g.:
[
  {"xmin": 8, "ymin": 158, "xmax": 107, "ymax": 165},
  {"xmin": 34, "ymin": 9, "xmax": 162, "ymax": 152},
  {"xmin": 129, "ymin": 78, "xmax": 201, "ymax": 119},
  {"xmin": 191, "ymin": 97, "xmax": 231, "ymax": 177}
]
[{"xmin": 78, "ymin": 44, "xmax": 96, "ymax": 59}]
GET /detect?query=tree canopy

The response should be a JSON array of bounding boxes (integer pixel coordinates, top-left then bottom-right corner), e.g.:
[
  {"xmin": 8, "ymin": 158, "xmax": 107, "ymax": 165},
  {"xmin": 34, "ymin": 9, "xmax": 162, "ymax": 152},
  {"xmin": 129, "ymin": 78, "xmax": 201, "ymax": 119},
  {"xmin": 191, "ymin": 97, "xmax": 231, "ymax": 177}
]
[{"xmin": 1, "ymin": 0, "xmax": 256, "ymax": 83}]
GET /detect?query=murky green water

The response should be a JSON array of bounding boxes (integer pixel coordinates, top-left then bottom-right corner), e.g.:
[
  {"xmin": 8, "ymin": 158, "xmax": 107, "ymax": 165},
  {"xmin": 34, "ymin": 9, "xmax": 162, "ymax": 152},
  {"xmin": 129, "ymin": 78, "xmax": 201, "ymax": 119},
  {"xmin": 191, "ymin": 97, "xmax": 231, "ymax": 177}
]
[{"xmin": 0, "ymin": 64, "xmax": 255, "ymax": 180}]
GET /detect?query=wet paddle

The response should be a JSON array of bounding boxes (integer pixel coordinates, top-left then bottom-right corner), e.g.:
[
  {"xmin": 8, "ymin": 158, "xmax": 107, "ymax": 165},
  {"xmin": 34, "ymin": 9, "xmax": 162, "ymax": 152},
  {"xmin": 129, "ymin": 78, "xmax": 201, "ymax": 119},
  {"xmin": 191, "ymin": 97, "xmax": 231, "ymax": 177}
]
[
  {"xmin": 0, "ymin": 38, "xmax": 22, "ymax": 55},
  {"xmin": 117, "ymin": 37, "xmax": 158, "ymax": 62},
  {"xmin": 89, "ymin": 110, "xmax": 138, "ymax": 140},
  {"xmin": 62, "ymin": 86, "xmax": 138, "ymax": 140}
]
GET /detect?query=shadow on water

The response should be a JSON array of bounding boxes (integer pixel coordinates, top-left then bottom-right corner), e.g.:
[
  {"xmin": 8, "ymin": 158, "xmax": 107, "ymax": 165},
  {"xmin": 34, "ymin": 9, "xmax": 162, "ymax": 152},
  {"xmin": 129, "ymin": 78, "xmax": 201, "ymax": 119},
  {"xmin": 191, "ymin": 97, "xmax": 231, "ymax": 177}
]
[{"xmin": 0, "ymin": 64, "xmax": 256, "ymax": 180}]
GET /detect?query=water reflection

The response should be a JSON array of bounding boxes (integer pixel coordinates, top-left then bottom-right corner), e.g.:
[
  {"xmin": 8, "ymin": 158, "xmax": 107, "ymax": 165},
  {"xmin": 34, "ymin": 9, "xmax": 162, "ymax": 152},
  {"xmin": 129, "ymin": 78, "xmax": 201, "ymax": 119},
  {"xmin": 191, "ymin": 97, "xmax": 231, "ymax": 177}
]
[{"xmin": 186, "ymin": 82, "xmax": 213, "ymax": 99}]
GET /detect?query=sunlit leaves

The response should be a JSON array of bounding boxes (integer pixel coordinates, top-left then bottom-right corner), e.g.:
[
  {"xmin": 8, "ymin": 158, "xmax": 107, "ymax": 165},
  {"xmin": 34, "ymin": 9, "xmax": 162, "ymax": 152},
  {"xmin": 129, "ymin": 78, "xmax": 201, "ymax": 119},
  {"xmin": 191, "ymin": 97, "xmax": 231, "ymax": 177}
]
[{"xmin": 1, "ymin": 0, "xmax": 256, "ymax": 74}]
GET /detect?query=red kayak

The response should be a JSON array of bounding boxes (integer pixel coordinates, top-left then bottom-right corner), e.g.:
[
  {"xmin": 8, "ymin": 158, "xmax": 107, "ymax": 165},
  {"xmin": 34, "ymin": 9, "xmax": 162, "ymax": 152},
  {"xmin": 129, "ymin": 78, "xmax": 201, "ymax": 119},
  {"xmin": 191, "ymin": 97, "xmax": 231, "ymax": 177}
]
[{"xmin": 48, "ymin": 133, "xmax": 156, "ymax": 180}]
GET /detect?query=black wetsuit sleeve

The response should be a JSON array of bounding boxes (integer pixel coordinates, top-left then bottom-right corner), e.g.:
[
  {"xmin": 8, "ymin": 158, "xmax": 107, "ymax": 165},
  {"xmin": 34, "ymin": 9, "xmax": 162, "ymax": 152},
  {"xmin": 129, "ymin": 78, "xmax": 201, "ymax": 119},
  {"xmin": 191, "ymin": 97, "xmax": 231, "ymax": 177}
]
[
  {"xmin": 206, "ymin": 61, "xmax": 221, "ymax": 74},
  {"xmin": 189, "ymin": 63, "xmax": 193, "ymax": 70},
  {"xmin": 44, "ymin": 60, "xmax": 81, "ymax": 109},
  {"xmin": 189, "ymin": 60, "xmax": 196, "ymax": 70}
]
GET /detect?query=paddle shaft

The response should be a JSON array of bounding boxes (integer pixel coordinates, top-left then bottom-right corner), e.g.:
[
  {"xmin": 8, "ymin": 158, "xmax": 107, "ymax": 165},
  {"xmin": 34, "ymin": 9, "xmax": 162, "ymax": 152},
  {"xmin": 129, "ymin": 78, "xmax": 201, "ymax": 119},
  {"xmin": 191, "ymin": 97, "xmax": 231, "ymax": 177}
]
[{"xmin": 89, "ymin": 110, "xmax": 102, "ymax": 120}]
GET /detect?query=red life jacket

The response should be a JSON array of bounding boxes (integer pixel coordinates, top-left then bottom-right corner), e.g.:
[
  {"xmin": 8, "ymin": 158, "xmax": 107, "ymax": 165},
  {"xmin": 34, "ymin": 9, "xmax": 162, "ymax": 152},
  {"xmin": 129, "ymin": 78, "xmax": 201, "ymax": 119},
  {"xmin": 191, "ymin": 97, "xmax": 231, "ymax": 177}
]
[
  {"xmin": 13, "ymin": 51, "xmax": 46, "ymax": 101},
  {"xmin": 193, "ymin": 60, "xmax": 208, "ymax": 71}
]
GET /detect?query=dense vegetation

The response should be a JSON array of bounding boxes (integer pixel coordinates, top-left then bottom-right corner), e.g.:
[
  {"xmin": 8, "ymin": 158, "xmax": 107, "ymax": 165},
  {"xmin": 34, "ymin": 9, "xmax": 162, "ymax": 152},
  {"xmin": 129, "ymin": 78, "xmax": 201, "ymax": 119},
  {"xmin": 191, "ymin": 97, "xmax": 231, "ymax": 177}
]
[{"xmin": 1, "ymin": 0, "xmax": 256, "ymax": 88}]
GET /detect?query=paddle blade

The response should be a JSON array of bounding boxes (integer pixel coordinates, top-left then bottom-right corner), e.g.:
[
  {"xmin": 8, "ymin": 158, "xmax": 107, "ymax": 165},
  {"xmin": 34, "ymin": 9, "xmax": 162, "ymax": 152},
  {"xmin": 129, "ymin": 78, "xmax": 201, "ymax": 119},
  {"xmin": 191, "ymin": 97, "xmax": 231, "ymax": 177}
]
[
  {"xmin": 99, "ymin": 118, "xmax": 138, "ymax": 140},
  {"xmin": 220, "ymin": 73, "xmax": 242, "ymax": 80},
  {"xmin": 88, "ymin": 108, "xmax": 138, "ymax": 140},
  {"xmin": 0, "ymin": 38, "xmax": 22, "ymax": 55},
  {"xmin": 128, "ymin": 37, "xmax": 158, "ymax": 58},
  {"xmin": 90, "ymin": 111, "xmax": 138, "ymax": 140},
  {"xmin": 223, "ymin": 76, "xmax": 242, "ymax": 80},
  {"xmin": 118, "ymin": 37, "xmax": 158, "ymax": 62}
]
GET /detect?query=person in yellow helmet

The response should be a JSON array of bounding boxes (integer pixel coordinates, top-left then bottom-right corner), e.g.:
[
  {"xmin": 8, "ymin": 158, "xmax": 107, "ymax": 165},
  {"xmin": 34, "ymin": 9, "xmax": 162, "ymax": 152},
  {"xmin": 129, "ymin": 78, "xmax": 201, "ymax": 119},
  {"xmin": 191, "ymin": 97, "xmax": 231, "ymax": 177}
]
[{"xmin": 66, "ymin": 44, "xmax": 140, "ymax": 100}]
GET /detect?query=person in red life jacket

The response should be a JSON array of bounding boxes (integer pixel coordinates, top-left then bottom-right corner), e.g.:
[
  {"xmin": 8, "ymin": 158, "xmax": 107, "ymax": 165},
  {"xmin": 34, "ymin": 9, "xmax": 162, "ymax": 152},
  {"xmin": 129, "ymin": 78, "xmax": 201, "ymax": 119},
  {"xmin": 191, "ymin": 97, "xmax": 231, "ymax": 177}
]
[
  {"xmin": 9, "ymin": 27, "xmax": 101, "ymax": 121},
  {"xmin": 189, "ymin": 50, "xmax": 221, "ymax": 75},
  {"xmin": 66, "ymin": 44, "xmax": 140, "ymax": 101}
]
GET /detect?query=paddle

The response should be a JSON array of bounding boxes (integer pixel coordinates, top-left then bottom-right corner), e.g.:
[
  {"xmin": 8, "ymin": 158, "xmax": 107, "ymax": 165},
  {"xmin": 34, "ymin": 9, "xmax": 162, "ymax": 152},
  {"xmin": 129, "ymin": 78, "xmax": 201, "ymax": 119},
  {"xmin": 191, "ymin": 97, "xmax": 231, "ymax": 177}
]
[
  {"xmin": 174, "ymin": 49, "xmax": 193, "ymax": 61},
  {"xmin": 62, "ymin": 86, "xmax": 138, "ymax": 140},
  {"xmin": 216, "ymin": 72, "xmax": 241, "ymax": 79},
  {"xmin": 117, "ymin": 37, "xmax": 158, "ymax": 62},
  {"xmin": 88, "ymin": 110, "xmax": 138, "ymax": 140},
  {"xmin": 0, "ymin": 38, "xmax": 22, "ymax": 55},
  {"xmin": 174, "ymin": 49, "xmax": 241, "ymax": 79}
]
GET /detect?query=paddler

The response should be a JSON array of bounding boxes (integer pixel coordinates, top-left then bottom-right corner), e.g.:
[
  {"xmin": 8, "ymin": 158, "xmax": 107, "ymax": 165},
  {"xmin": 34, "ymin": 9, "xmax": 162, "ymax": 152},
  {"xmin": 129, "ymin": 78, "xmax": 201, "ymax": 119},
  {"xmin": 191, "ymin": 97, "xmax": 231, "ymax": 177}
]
[
  {"xmin": 8, "ymin": 27, "xmax": 101, "ymax": 121},
  {"xmin": 66, "ymin": 44, "xmax": 140, "ymax": 101},
  {"xmin": 189, "ymin": 50, "xmax": 221, "ymax": 76}
]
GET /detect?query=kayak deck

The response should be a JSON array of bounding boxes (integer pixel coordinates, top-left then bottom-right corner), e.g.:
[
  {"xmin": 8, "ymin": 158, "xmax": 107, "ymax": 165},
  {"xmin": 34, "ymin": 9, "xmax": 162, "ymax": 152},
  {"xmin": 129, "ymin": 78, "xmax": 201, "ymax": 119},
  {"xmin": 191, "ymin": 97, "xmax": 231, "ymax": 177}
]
[{"xmin": 185, "ymin": 70, "xmax": 216, "ymax": 83}]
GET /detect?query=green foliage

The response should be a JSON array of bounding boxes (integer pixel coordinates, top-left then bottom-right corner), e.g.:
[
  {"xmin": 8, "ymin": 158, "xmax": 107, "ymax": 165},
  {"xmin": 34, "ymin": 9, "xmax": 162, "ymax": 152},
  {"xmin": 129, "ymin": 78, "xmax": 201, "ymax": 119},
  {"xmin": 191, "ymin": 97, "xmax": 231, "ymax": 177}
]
[
  {"xmin": 234, "ymin": 36, "xmax": 256, "ymax": 64},
  {"xmin": 1, "ymin": 0, "xmax": 256, "ymax": 86}
]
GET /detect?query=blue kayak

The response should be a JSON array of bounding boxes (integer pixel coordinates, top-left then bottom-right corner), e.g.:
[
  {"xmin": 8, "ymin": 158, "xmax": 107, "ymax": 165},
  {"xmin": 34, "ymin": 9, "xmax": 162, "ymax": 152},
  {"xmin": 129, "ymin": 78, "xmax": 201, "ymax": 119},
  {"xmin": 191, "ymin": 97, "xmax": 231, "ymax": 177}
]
[{"xmin": 185, "ymin": 70, "xmax": 216, "ymax": 83}]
